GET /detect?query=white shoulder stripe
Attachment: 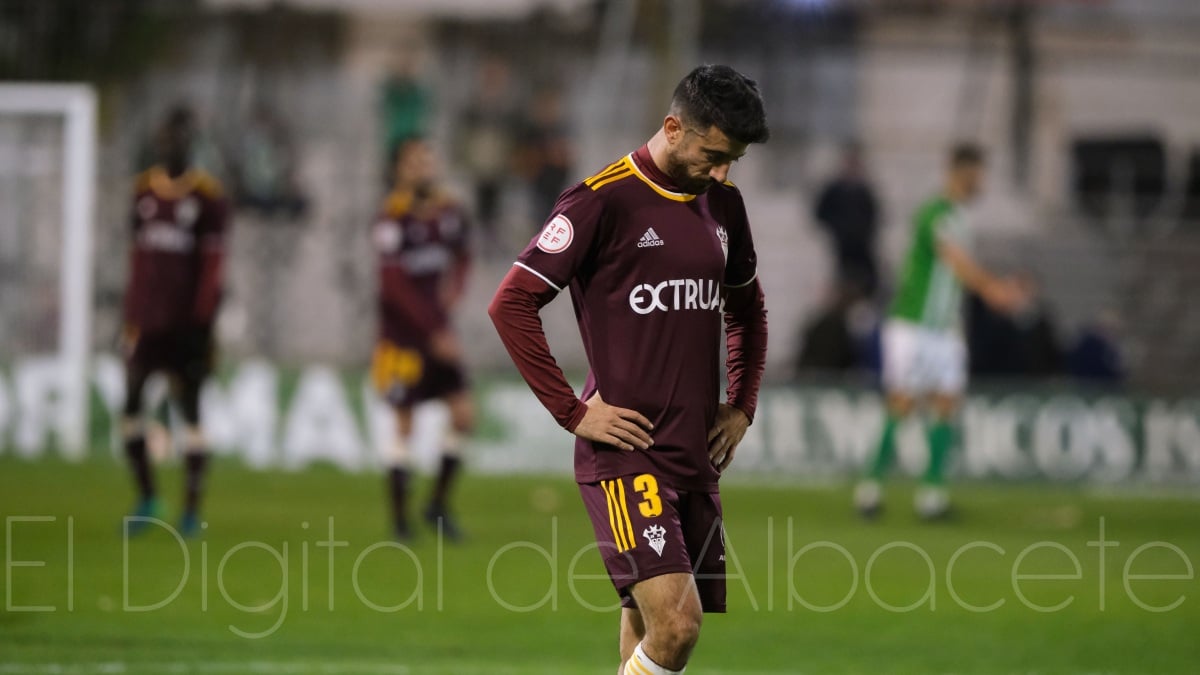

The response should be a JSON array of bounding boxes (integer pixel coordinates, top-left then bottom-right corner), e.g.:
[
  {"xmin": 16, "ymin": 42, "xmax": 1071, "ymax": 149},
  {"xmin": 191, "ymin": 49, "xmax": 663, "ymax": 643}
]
[
  {"xmin": 513, "ymin": 262, "xmax": 564, "ymax": 293},
  {"xmin": 724, "ymin": 271, "xmax": 758, "ymax": 289}
]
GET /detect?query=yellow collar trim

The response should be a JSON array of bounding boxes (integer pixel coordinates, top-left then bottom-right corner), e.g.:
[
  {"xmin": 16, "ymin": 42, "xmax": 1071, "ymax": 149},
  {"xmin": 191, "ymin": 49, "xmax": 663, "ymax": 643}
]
[{"xmin": 625, "ymin": 153, "xmax": 695, "ymax": 202}]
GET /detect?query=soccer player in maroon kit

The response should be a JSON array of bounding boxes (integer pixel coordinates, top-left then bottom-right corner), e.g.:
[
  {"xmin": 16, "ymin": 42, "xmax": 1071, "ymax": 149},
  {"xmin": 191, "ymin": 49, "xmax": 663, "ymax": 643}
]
[
  {"xmin": 489, "ymin": 66, "xmax": 769, "ymax": 675},
  {"xmin": 371, "ymin": 137, "xmax": 473, "ymax": 542},
  {"xmin": 121, "ymin": 107, "xmax": 229, "ymax": 538}
]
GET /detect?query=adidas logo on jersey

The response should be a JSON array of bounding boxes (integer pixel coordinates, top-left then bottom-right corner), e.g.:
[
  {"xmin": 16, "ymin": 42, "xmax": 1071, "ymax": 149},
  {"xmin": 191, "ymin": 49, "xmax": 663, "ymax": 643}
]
[{"xmin": 637, "ymin": 228, "xmax": 665, "ymax": 248}]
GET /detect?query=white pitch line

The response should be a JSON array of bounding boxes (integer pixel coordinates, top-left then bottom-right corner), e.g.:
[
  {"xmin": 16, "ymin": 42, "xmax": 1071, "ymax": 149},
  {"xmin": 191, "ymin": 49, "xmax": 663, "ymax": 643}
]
[
  {"xmin": 0, "ymin": 664, "xmax": 410, "ymax": 675},
  {"xmin": 0, "ymin": 665, "xmax": 817, "ymax": 675}
]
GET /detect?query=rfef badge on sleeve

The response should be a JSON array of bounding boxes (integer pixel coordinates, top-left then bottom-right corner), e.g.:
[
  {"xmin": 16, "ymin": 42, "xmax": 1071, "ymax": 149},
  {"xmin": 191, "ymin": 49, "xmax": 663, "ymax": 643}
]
[{"xmin": 537, "ymin": 214, "xmax": 574, "ymax": 254}]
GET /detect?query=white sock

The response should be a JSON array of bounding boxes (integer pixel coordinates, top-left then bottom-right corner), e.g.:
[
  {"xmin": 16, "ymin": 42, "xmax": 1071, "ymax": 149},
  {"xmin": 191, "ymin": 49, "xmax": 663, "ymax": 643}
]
[{"xmin": 624, "ymin": 642, "xmax": 684, "ymax": 675}]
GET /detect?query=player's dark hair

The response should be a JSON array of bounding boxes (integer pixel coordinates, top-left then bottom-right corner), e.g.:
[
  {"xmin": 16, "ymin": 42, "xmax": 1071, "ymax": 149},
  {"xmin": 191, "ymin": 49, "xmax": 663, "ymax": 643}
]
[
  {"xmin": 950, "ymin": 142, "xmax": 986, "ymax": 168},
  {"xmin": 670, "ymin": 65, "xmax": 769, "ymax": 145},
  {"xmin": 163, "ymin": 104, "xmax": 195, "ymax": 134}
]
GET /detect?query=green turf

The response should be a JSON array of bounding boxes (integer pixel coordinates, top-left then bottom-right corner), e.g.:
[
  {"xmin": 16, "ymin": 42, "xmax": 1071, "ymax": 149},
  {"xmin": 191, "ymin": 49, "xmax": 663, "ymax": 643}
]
[{"xmin": 1, "ymin": 453, "xmax": 1198, "ymax": 674}]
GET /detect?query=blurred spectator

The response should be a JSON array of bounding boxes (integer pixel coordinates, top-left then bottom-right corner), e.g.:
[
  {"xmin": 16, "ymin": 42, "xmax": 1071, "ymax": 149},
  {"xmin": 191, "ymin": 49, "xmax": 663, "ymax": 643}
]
[
  {"xmin": 795, "ymin": 280, "xmax": 878, "ymax": 374},
  {"xmin": 380, "ymin": 55, "xmax": 430, "ymax": 180},
  {"xmin": 231, "ymin": 104, "xmax": 308, "ymax": 220},
  {"xmin": 1068, "ymin": 310, "xmax": 1126, "ymax": 384},
  {"xmin": 135, "ymin": 103, "xmax": 227, "ymax": 180},
  {"xmin": 814, "ymin": 142, "xmax": 881, "ymax": 295},
  {"xmin": 517, "ymin": 87, "xmax": 574, "ymax": 228},
  {"xmin": 967, "ymin": 273, "xmax": 1061, "ymax": 378},
  {"xmin": 457, "ymin": 58, "xmax": 519, "ymax": 253},
  {"xmin": 1012, "ymin": 275, "xmax": 1062, "ymax": 377}
]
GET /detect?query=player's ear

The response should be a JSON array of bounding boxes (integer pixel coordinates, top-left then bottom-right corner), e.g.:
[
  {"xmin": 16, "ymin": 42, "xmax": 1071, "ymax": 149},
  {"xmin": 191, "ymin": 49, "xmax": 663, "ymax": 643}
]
[{"xmin": 663, "ymin": 115, "xmax": 684, "ymax": 145}]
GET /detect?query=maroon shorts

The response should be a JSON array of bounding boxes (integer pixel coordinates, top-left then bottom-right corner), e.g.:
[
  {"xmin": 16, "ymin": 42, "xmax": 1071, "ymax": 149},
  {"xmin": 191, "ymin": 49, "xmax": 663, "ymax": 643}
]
[
  {"xmin": 124, "ymin": 325, "xmax": 214, "ymax": 379},
  {"xmin": 371, "ymin": 340, "xmax": 467, "ymax": 408},
  {"xmin": 578, "ymin": 473, "xmax": 726, "ymax": 613},
  {"xmin": 121, "ymin": 325, "xmax": 215, "ymax": 423}
]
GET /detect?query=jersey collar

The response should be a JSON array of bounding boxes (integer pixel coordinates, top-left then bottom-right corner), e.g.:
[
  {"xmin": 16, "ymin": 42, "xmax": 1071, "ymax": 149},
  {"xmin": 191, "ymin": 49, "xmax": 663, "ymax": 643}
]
[{"xmin": 628, "ymin": 147, "xmax": 695, "ymax": 202}]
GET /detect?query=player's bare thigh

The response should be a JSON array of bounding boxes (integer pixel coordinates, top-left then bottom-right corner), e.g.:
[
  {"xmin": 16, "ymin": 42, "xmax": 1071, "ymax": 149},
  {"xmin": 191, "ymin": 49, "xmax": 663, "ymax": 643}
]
[
  {"xmin": 444, "ymin": 390, "xmax": 475, "ymax": 433},
  {"xmin": 928, "ymin": 392, "xmax": 961, "ymax": 420},
  {"xmin": 885, "ymin": 391, "xmax": 917, "ymax": 417},
  {"xmin": 391, "ymin": 391, "xmax": 471, "ymax": 438},
  {"xmin": 886, "ymin": 391, "xmax": 961, "ymax": 419},
  {"xmin": 626, "ymin": 572, "xmax": 703, "ymax": 671},
  {"xmin": 393, "ymin": 407, "xmax": 415, "ymax": 437}
]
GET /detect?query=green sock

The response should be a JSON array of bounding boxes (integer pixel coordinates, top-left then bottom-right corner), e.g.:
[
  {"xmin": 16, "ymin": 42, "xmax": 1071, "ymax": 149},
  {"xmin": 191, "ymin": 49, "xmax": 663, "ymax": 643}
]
[
  {"xmin": 924, "ymin": 421, "xmax": 954, "ymax": 485},
  {"xmin": 868, "ymin": 415, "xmax": 899, "ymax": 480}
]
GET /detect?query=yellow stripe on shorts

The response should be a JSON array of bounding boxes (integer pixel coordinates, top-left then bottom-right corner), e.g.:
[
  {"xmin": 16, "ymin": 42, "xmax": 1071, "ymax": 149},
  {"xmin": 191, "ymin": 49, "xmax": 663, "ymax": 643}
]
[
  {"xmin": 614, "ymin": 477, "xmax": 637, "ymax": 549},
  {"xmin": 602, "ymin": 479, "xmax": 634, "ymax": 552}
]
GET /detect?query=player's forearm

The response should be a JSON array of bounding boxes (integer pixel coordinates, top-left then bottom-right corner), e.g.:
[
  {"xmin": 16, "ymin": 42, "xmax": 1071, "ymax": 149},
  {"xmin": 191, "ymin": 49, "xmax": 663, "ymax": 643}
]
[
  {"xmin": 723, "ymin": 280, "xmax": 768, "ymax": 422},
  {"xmin": 191, "ymin": 250, "xmax": 224, "ymax": 325},
  {"xmin": 488, "ymin": 267, "xmax": 588, "ymax": 432},
  {"xmin": 444, "ymin": 259, "xmax": 471, "ymax": 309},
  {"xmin": 938, "ymin": 241, "xmax": 997, "ymax": 297}
]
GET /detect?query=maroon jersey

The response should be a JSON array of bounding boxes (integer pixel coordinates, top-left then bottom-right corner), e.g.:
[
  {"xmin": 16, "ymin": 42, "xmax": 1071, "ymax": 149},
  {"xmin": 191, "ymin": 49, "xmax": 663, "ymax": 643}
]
[
  {"xmin": 123, "ymin": 167, "xmax": 229, "ymax": 334},
  {"xmin": 514, "ymin": 148, "xmax": 760, "ymax": 491},
  {"xmin": 373, "ymin": 189, "xmax": 470, "ymax": 347}
]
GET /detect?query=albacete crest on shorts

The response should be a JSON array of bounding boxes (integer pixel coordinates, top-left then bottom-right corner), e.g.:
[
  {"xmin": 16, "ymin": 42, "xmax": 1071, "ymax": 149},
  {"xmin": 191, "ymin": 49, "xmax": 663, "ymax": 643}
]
[{"xmin": 643, "ymin": 524, "xmax": 667, "ymax": 557}]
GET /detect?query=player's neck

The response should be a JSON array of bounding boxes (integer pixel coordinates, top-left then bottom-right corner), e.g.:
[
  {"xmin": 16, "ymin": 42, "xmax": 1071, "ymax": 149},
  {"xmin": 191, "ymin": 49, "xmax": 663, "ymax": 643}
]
[
  {"xmin": 642, "ymin": 131, "xmax": 679, "ymax": 190},
  {"xmin": 943, "ymin": 182, "xmax": 967, "ymax": 205},
  {"xmin": 394, "ymin": 182, "xmax": 434, "ymax": 197},
  {"xmin": 149, "ymin": 165, "xmax": 197, "ymax": 199},
  {"xmin": 164, "ymin": 160, "xmax": 190, "ymax": 179},
  {"xmin": 646, "ymin": 132, "xmax": 672, "ymax": 174}
]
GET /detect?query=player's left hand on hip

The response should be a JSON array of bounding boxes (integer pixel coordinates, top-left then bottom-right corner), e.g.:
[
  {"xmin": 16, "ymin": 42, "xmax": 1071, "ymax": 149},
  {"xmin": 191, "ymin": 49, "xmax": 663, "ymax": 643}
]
[{"xmin": 708, "ymin": 404, "xmax": 749, "ymax": 473}]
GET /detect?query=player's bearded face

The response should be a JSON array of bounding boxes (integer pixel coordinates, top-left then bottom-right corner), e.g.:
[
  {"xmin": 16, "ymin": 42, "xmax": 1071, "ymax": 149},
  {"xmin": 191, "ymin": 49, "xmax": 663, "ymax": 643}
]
[
  {"xmin": 666, "ymin": 125, "xmax": 747, "ymax": 195},
  {"xmin": 396, "ymin": 142, "xmax": 438, "ymax": 192},
  {"xmin": 157, "ymin": 125, "xmax": 194, "ymax": 175}
]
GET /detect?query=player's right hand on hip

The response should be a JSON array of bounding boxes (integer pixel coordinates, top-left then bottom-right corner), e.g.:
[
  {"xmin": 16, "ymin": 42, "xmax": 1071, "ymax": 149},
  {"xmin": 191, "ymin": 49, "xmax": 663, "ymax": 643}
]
[
  {"xmin": 430, "ymin": 330, "xmax": 462, "ymax": 361},
  {"xmin": 574, "ymin": 392, "xmax": 654, "ymax": 451}
]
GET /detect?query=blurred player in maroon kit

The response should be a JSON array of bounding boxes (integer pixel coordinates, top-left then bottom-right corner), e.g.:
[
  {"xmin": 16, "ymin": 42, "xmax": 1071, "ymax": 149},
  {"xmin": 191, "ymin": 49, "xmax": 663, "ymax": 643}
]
[
  {"xmin": 372, "ymin": 137, "xmax": 473, "ymax": 542},
  {"xmin": 121, "ymin": 107, "xmax": 229, "ymax": 538},
  {"xmin": 489, "ymin": 66, "xmax": 769, "ymax": 675}
]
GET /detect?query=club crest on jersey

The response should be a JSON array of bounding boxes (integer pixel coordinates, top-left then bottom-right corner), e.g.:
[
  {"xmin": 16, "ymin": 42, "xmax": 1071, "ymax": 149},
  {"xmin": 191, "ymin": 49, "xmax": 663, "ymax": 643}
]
[
  {"xmin": 716, "ymin": 226, "xmax": 729, "ymax": 261},
  {"xmin": 137, "ymin": 196, "xmax": 158, "ymax": 220},
  {"xmin": 439, "ymin": 213, "xmax": 462, "ymax": 237},
  {"xmin": 637, "ymin": 227, "xmax": 665, "ymax": 248},
  {"xmin": 643, "ymin": 524, "xmax": 667, "ymax": 557},
  {"xmin": 175, "ymin": 197, "xmax": 200, "ymax": 229},
  {"xmin": 537, "ymin": 214, "xmax": 573, "ymax": 254},
  {"xmin": 373, "ymin": 221, "xmax": 403, "ymax": 253}
]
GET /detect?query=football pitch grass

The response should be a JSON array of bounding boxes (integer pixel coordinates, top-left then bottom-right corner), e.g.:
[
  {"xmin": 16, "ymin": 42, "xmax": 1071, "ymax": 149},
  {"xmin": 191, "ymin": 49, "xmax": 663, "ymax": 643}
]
[{"xmin": 1, "ymin": 454, "xmax": 1197, "ymax": 674}]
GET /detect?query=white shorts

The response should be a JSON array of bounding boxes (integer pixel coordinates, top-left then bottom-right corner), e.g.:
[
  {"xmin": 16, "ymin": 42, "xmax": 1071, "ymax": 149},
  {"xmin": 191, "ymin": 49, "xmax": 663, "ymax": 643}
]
[{"xmin": 881, "ymin": 319, "xmax": 967, "ymax": 396}]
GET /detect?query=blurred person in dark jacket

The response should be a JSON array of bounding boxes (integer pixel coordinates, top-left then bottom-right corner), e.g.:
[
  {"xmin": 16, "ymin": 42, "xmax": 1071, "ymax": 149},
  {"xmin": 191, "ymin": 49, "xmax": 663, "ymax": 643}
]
[
  {"xmin": 967, "ymin": 272, "xmax": 1061, "ymax": 378},
  {"xmin": 796, "ymin": 279, "xmax": 877, "ymax": 375},
  {"xmin": 457, "ymin": 58, "xmax": 519, "ymax": 253},
  {"xmin": 516, "ymin": 87, "xmax": 574, "ymax": 230},
  {"xmin": 814, "ymin": 142, "xmax": 881, "ymax": 295},
  {"xmin": 1068, "ymin": 310, "xmax": 1125, "ymax": 384}
]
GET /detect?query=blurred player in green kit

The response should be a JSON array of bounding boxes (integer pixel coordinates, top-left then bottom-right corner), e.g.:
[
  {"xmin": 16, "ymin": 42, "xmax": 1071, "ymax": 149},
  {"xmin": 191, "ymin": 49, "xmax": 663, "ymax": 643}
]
[{"xmin": 856, "ymin": 143, "xmax": 1027, "ymax": 520}]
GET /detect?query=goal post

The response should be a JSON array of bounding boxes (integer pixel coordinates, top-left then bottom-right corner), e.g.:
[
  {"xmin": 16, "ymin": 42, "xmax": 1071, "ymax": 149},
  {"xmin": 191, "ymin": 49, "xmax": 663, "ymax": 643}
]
[{"xmin": 0, "ymin": 83, "xmax": 97, "ymax": 458}]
